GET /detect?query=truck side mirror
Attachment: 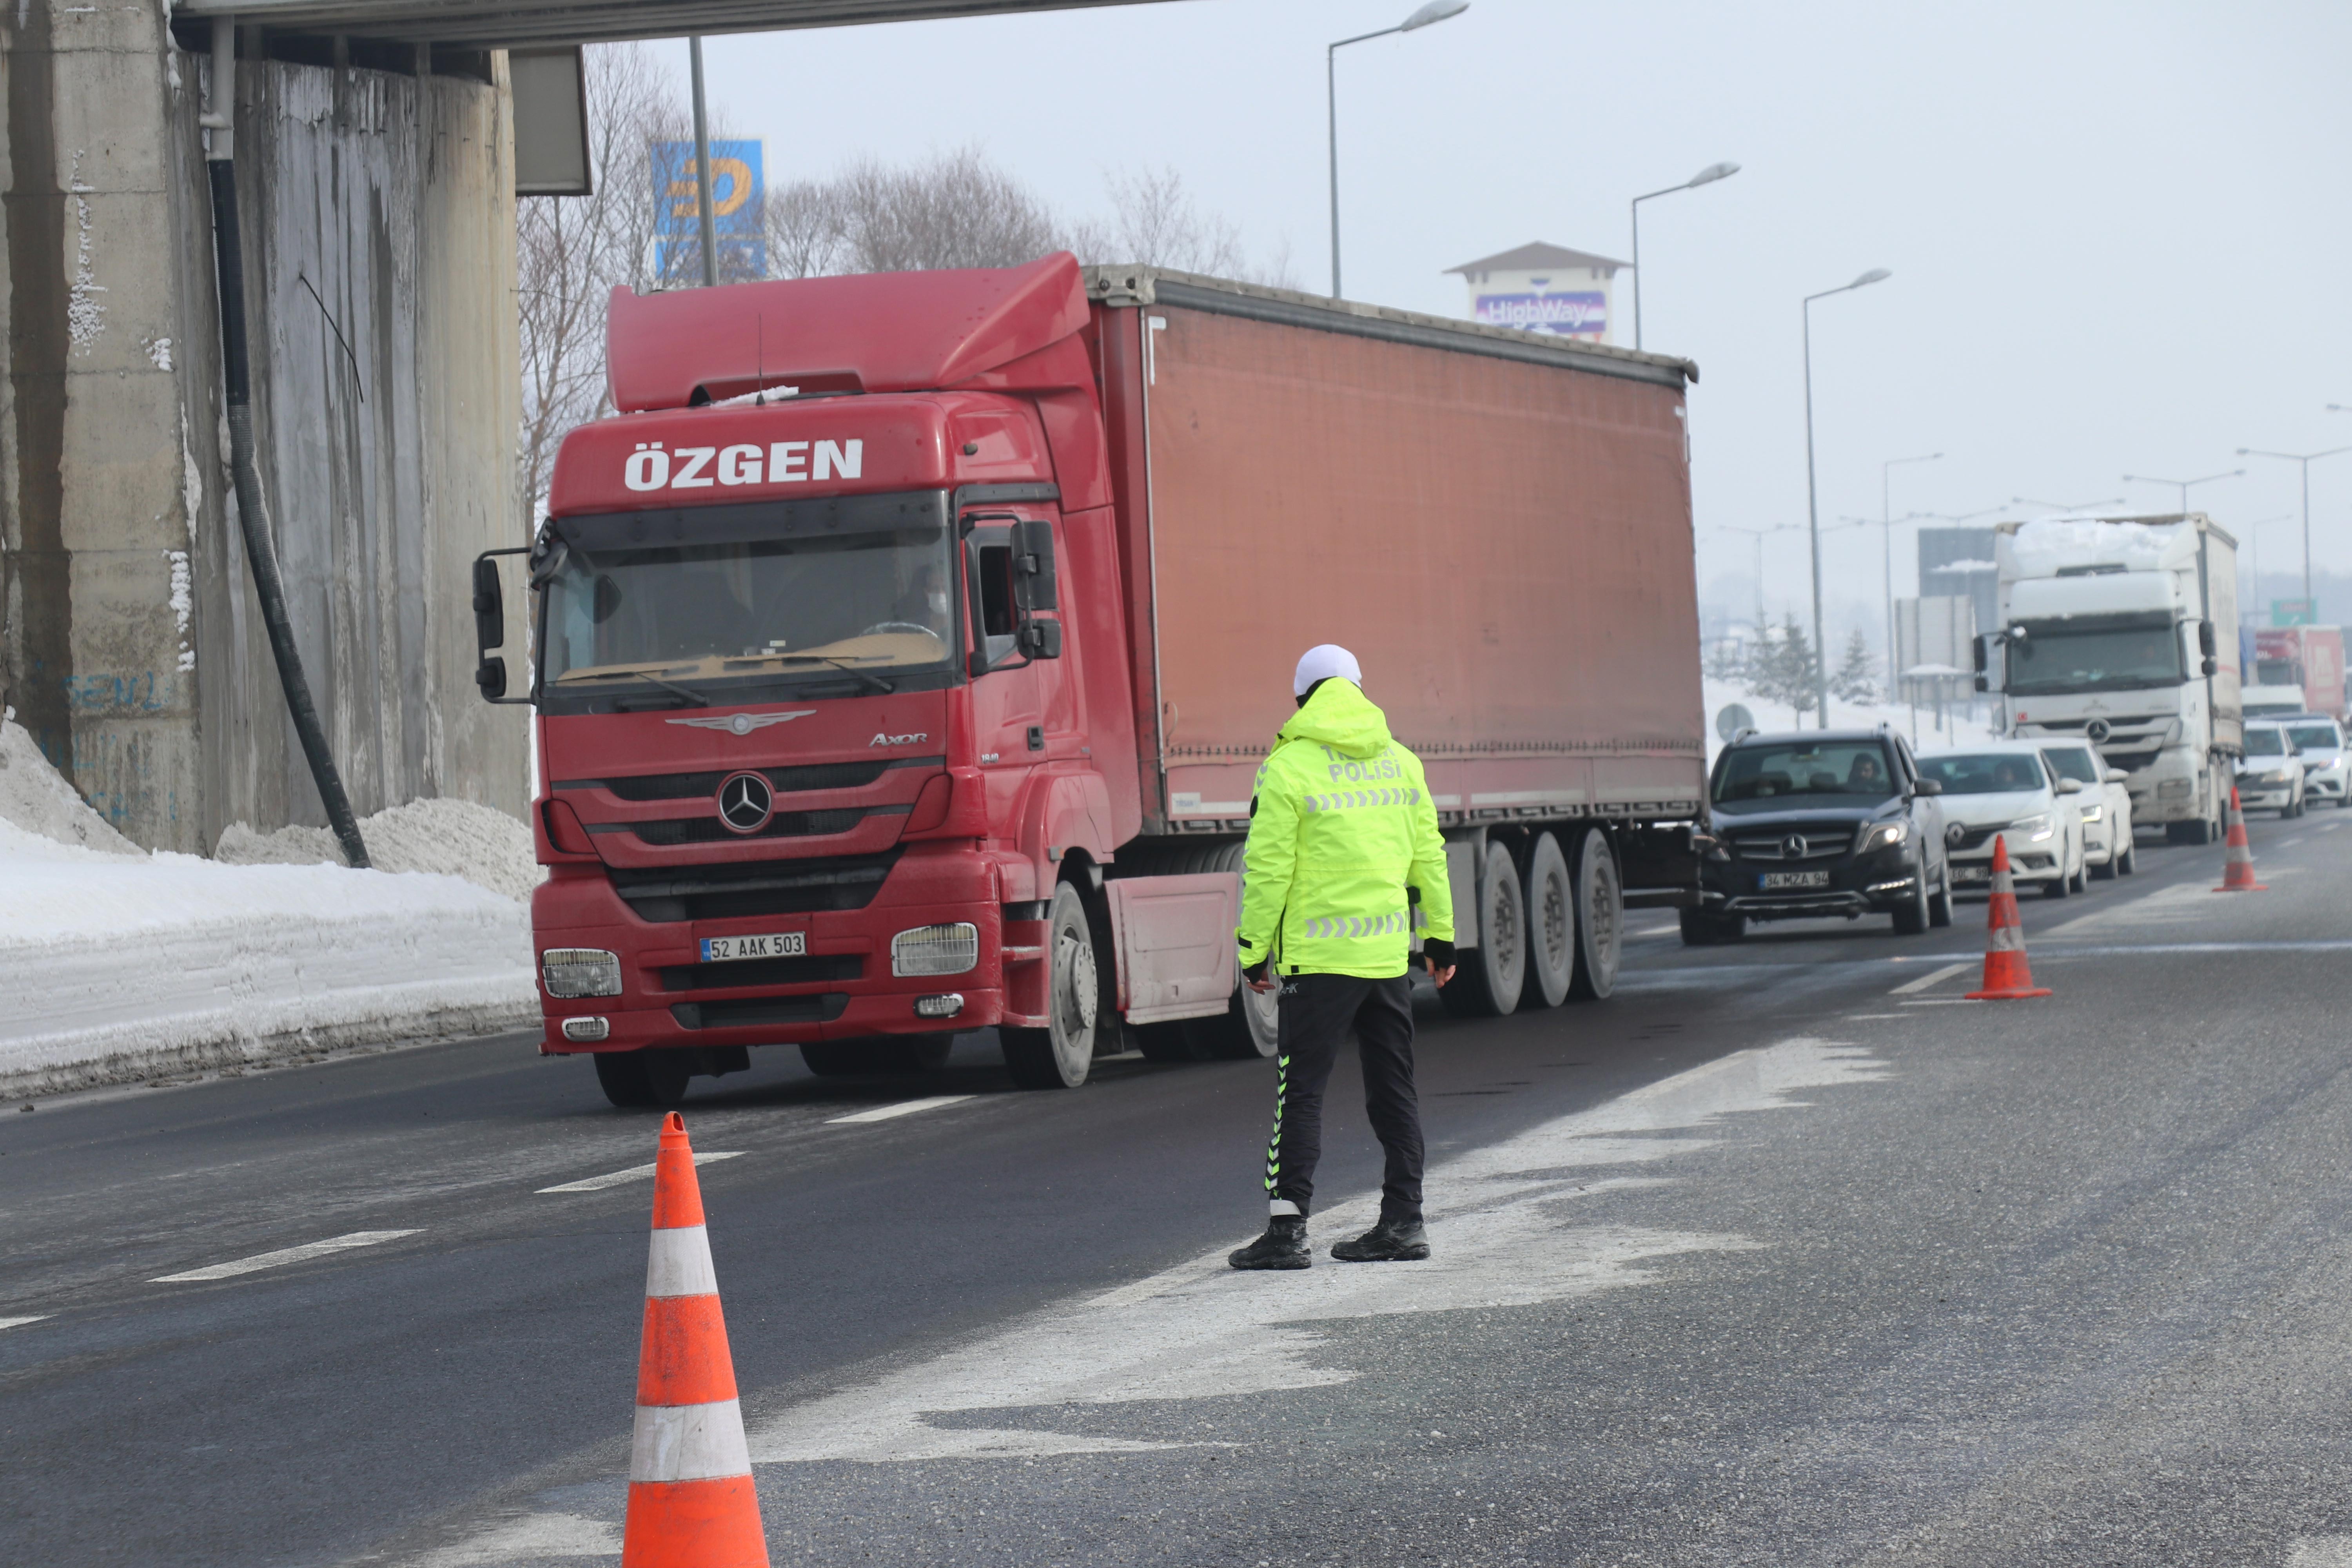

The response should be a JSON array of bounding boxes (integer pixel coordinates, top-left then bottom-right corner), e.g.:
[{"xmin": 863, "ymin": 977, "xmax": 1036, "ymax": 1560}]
[
  {"xmin": 1016, "ymin": 619, "xmax": 1063, "ymax": 659},
  {"xmin": 2202, "ymin": 657, "xmax": 2219, "ymax": 677},
  {"xmin": 2198, "ymin": 619, "xmax": 2217, "ymax": 657},
  {"xmin": 472, "ymin": 546, "xmax": 533, "ymax": 705},
  {"xmin": 1013, "ymin": 519, "xmax": 1058, "ymax": 613},
  {"xmin": 475, "ymin": 656, "xmax": 508, "ymax": 700}
]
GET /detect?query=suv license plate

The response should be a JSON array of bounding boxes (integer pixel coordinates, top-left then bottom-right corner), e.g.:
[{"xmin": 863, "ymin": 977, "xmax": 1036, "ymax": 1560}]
[
  {"xmin": 1760, "ymin": 870, "xmax": 1829, "ymax": 890},
  {"xmin": 700, "ymin": 931, "xmax": 807, "ymax": 963},
  {"xmin": 1952, "ymin": 864, "xmax": 1990, "ymax": 884}
]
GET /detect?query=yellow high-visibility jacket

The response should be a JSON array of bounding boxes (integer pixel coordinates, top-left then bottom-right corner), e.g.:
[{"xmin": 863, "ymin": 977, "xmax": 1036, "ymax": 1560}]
[{"xmin": 1235, "ymin": 679, "xmax": 1454, "ymax": 979}]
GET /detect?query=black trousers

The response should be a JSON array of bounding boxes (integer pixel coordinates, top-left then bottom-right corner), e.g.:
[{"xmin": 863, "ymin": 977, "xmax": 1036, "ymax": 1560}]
[{"xmin": 1263, "ymin": 972, "xmax": 1424, "ymax": 1221}]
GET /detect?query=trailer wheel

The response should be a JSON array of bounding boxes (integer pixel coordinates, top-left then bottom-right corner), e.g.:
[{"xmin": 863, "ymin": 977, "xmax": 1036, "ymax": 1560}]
[
  {"xmin": 1001, "ymin": 883, "xmax": 1099, "ymax": 1089},
  {"xmin": 1566, "ymin": 828, "xmax": 1622, "ymax": 1001},
  {"xmin": 593, "ymin": 1050, "xmax": 658, "ymax": 1108},
  {"xmin": 1441, "ymin": 842, "xmax": 1525, "ymax": 1018},
  {"xmin": 1518, "ymin": 832, "xmax": 1575, "ymax": 1009}
]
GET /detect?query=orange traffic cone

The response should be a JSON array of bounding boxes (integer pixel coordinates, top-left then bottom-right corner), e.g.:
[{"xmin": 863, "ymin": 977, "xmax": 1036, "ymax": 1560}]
[
  {"xmin": 622, "ymin": 1112, "xmax": 769, "ymax": 1568},
  {"xmin": 2213, "ymin": 786, "xmax": 2266, "ymax": 892},
  {"xmin": 1965, "ymin": 835, "xmax": 2051, "ymax": 1000}
]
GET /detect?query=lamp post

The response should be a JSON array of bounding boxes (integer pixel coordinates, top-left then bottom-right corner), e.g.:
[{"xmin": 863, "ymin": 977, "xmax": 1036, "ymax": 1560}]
[
  {"xmin": 1720, "ymin": 524, "xmax": 1800, "ymax": 637},
  {"xmin": 1328, "ymin": 0, "xmax": 1468, "ymax": 299},
  {"xmin": 1878, "ymin": 452, "xmax": 1940, "ymax": 703},
  {"xmin": 2122, "ymin": 468, "xmax": 2242, "ymax": 519},
  {"xmin": 1629, "ymin": 160, "xmax": 1738, "ymax": 352},
  {"xmin": 688, "ymin": 37, "xmax": 719, "ymax": 287},
  {"xmin": 1803, "ymin": 267, "xmax": 1892, "ymax": 726},
  {"xmin": 2238, "ymin": 514, "xmax": 2294, "ymax": 617},
  {"xmin": 2237, "ymin": 445, "xmax": 2352, "ymax": 608}
]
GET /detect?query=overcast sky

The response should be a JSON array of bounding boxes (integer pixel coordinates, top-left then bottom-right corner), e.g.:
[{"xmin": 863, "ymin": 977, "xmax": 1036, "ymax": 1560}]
[{"xmin": 681, "ymin": 0, "xmax": 2352, "ymax": 645}]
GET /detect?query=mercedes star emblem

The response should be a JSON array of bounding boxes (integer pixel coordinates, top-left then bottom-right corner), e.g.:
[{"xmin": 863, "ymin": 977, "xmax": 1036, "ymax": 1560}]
[
  {"xmin": 1782, "ymin": 833, "xmax": 1807, "ymax": 859},
  {"xmin": 716, "ymin": 771, "xmax": 775, "ymax": 834},
  {"xmin": 2085, "ymin": 718, "xmax": 2111, "ymax": 743}
]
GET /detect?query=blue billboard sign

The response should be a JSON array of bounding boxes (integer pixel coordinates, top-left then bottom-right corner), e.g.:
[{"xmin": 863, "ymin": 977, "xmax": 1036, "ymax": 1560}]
[
  {"xmin": 1472, "ymin": 290, "xmax": 1607, "ymax": 338},
  {"xmin": 651, "ymin": 139, "xmax": 765, "ymax": 280}
]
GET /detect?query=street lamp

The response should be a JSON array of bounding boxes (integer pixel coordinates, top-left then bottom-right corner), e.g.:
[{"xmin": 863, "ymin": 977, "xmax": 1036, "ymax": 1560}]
[
  {"xmin": 1803, "ymin": 267, "xmax": 1892, "ymax": 726},
  {"xmin": 2122, "ymin": 468, "xmax": 2242, "ymax": 518},
  {"xmin": 2238, "ymin": 514, "xmax": 2294, "ymax": 614},
  {"xmin": 1878, "ymin": 452, "xmax": 1940, "ymax": 704},
  {"xmin": 2237, "ymin": 445, "xmax": 2352, "ymax": 608},
  {"xmin": 2011, "ymin": 494, "xmax": 2124, "ymax": 514},
  {"xmin": 1328, "ymin": 0, "xmax": 1468, "ymax": 299},
  {"xmin": 1629, "ymin": 160, "xmax": 1739, "ymax": 352},
  {"xmin": 1717, "ymin": 524, "xmax": 1800, "ymax": 636}
]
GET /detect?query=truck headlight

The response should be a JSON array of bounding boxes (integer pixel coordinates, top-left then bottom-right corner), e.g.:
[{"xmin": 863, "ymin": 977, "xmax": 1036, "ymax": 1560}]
[
  {"xmin": 542, "ymin": 948, "xmax": 622, "ymax": 998},
  {"xmin": 2078, "ymin": 803, "xmax": 2104, "ymax": 823},
  {"xmin": 2011, "ymin": 812, "xmax": 2055, "ymax": 842},
  {"xmin": 892, "ymin": 922, "xmax": 980, "ymax": 977},
  {"xmin": 1859, "ymin": 821, "xmax": 1908, "ymax": 852}
]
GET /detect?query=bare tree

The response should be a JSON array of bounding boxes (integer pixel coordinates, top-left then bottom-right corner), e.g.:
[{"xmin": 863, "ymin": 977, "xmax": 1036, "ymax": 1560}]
[
  {"xmin": 832, "ymin": 148, "xmax": 1072, "ymax": 273},
  {"xmin": 1092, "ymin": 164, "xmax": 1298, "ymax": 289}
]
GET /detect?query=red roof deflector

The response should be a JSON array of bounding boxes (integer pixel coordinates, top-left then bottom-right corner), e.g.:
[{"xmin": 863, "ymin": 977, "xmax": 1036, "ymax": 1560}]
[{"xmin": 606, "ymin": 252, "xmax": 1091, "ymax": 412}]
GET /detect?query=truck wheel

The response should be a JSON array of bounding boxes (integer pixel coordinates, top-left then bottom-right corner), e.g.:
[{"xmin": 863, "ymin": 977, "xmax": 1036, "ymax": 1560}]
[
  {"xmin": 1518, "ymin": 832, "xmax": 1575, "ymax": 1009},
  {"xmin": 1440, "ymin": 842, "xmax": 1525, "ymax": 1018},
  {"xmin": 2167, "ymin": 819, "xmax": 2210, "ymax": 846},
  {"xmin": 1001, "ymin": 883, "xmax": 1099, "ymax": 1089},
  {"xmin": 1566, "ymin": 829, "xmax": 1622, "ymax": 1001},
  {"xmin": 1186, "ymin": 974, "xmax": 1279, "ymax": 1060},
  {"xmin": 593, "ymin": 1049, "xmax": 658, "ymax": 1109}
]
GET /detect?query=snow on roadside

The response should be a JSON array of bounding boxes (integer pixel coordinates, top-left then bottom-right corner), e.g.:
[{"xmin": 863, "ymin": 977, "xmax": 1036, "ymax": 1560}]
[
  {"xmin": 218, "ymin": 796, "xmax": 544, "ymax": 904},
  {"xmin": 0, "ymin": 715, "xmax": 537, "ymax": 1101},
  {"xmin": 1700, "ymin": 678, "xmax": 2002, "ymax": 765}
]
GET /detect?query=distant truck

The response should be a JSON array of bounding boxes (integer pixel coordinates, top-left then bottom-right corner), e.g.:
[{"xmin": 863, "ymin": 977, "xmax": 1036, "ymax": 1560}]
[
  {"xmin": 2247, "ymin": 626, "xmax": 2346, "ymax": 722},
  {"xmin": 472, "ymin": 256, "xmax": 1707, "ymax": 1106},
  {"xmin": 1978, "ymin": 514, "xmax": 2241, "ymax": 844}
]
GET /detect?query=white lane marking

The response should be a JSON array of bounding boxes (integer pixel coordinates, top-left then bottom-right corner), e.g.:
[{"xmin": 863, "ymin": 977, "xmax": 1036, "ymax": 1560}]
[
  {"xmin": 154, "ymin": 1230, "xmax": 421, "ymax": 1283},
  {"xmin": 1842, "ymin": 1013, "xmax": 1906, "ymax": 1020},
  {"xmin": 2319, "ymin": 820, "xmax": 2343, "ymax": 833},
  {"xmin": 744, "ymin": 1038, "xmax": 1884, "ymax": 1465},
  {"xmin": 1890, "ymin": 961, "xmax": 1972, "ymax": 996},
  {"xmin": 2287, "ymin": 1537, "xmax": 2352, "ymax": 1567},
  {"xmin": 410, "ymin": 1512, "xmax": 621, "ymax": 1567},
  {"xmin": 1901, "ymin": 998, "xmax": 1984, "ymax": 1006},
  {"xmin": 2043, "ymin": 879, "xmax": 2207, "ymax": 938},
  {"xmin": 826, "ymin": 1095, "xmax": 974, "ymax": 1125},
  {"xmin": 537, "ymin": 1150, "xmax": 742, "ymax": 1194},
  {"xmin": 0, "ymin": 1316, "xmax": 51, "ymax": 1331},
  {"xmin": 2280, "ymin": 835, "xmax": 2308, "ymax": 848}
]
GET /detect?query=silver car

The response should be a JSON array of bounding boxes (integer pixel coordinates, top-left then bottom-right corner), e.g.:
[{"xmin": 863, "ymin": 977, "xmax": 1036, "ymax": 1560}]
[
  {"xmin": 2235, "ymin": 723, "xmax": 2308, "ymax": 817},
  {"xmin": 2278, "ymin": 715, "xmax": 2348, "ymax": 808}
]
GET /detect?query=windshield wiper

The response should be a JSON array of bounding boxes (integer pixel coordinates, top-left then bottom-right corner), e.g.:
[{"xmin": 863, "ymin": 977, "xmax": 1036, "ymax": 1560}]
[
  {"xmin": 765, "ymin": 655, "xmax": 896, "ymax": 695},
  {"xmin": 619, "ymin": 669, "xmax": 710, "ymax": 706}
]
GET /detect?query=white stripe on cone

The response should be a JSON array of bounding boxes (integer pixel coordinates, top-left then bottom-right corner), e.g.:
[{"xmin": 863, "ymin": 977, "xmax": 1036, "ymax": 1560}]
[
  {"xmin": 1990, "ymin": 925, "xmax": 2025, "ymax": 951},
  {"xmin": 630, "ymin": 1397, "xmax": 754, "ymax": 1483},
  {"xmin": 645, "ymin": 1225, "xmax": 719, "ymax": 1299}
]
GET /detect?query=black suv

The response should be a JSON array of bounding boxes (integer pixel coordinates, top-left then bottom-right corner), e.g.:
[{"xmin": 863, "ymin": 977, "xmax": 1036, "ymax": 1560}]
[{"xmin": 1684, "ymin": 727, "xmax": 1953, "ymax": 943}]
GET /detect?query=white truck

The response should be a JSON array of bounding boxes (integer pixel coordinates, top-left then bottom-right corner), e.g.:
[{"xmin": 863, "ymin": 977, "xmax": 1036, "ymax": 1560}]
[{"xmin": 1977, "ymin": 514, "xmax": 2241, "ymax": 844}]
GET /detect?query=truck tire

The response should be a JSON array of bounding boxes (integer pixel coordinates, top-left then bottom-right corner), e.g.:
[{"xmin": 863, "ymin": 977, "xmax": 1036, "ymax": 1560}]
[
  {"xmin": 594, "ymin": 1049, "xmax": 658, "ymax": 1108},
  {"xmin": 1001, "ymin": 882, "xmax": 1101, "ymax": 1089},
  {"xmin": 1440, "ymin": 842, "xmax": 1526, "ymax": 1018},
  {"xmin": 1566, "ymin": 828, "xmax": 1622, "ymax": 1001},
  {"xmin": 1518, "ymin": 832, "xmax": 1575, "ymax": 1009},
  {"xmin": 2167, "ymin": 818, "xmax": 2210, "ymax": 846}
]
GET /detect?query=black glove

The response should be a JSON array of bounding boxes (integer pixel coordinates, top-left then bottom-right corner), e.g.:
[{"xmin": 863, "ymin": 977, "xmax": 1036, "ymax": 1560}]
[
  {"xmin": 1422, "ymin": 938, "xmax": 1455, "ymax": 970},
  {"xmin": 1243, "ymin": 958, "xmax": 1269, "ymax": 985}
]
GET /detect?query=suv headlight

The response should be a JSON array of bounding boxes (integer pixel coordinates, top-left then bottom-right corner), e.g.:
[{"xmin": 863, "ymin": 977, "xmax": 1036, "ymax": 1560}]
[
  {"xmin": 1858, "ymin": 821, "xmax": 1908, "ymax": 852},
  {"xmin": 892, "ymin": 922, "xmax": 979, "ymax": 977},
  {"xmin": 542, "ymin": 948, "xmax": 622, "ymax": 998},
  {"xmin": 2010, "ymin": 812, "xmax": 2055, "ymax": 842}
]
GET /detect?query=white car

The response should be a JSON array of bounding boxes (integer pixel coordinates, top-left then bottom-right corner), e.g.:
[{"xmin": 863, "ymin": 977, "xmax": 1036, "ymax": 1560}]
[
  {"xmin": 2278, "ymin": 714, "xmax": 2348, "ymax": 808},
  {"xmin": 2033, "ymin": 736, "xmax": 2136, "ymax": 878},
  {"xmin": 2235, "ymin": 723, "xmax": 2308, "ymax": 817},
  {"xmin": 1918, "ymin": 741, "xmax": 2090, "ymax": 898}
]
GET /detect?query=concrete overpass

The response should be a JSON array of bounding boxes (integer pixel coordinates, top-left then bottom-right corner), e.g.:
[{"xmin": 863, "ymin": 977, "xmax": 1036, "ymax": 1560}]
[{"xmin": 0, "ymin": 0, "xmax": 1151, "ymax": 851}]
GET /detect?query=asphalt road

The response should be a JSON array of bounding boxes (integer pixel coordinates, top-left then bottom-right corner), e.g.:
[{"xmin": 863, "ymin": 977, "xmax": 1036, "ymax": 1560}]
[{"xmin": 7, "ymin": 809, "xmax": 2352, "ymax": 1567}]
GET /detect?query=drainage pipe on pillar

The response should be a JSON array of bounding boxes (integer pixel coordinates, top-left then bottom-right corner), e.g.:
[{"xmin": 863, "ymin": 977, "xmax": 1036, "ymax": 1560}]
[
  {"xmin": 688, "ymin": 37, "xmax": 718, "ymax": 287},
  {"xmin": 198, "ymin": 17, "xmax": 369, "ymax": 868}
]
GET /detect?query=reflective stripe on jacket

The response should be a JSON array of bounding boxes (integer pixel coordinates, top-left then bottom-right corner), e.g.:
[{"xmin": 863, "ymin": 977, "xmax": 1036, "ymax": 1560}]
[{"xmin": 1236, "ymin": 679, "xmax": 1454, "ymax": 979}]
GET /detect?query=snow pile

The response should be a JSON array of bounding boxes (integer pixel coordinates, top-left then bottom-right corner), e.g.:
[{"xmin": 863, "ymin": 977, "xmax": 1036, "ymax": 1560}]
[
  {"xmin": 0, "ymin": 715, "xmax": 537, "ymax": 1100},
  {"xmin": 2004, "ymin": 516, "xmax": 2189, "ymax": 578},
  {"xmin": 1702, "ymin": 677, "xmax": 2001, "ymax": 765},
  {"xmin": 218, "ymin": 797, "xmax": 544, "ymax": 903}
]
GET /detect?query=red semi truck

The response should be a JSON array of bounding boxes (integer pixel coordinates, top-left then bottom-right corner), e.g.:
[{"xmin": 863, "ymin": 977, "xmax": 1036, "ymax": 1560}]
[{"xmin": 472, "ymin": 255, "xmax": 1706, "ymax": 1106}]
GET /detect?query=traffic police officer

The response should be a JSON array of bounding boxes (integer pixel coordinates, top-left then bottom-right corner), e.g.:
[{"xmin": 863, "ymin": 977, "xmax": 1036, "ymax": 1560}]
[{"xmin": 1228, "ymin": 645, "xmax": 1456, "ymax": 1270}]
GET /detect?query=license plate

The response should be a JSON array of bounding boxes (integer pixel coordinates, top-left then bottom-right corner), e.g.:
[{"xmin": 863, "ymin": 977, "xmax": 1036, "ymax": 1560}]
[
  {"xmin": 1760, "ymin": 870, "xmax": 1829, "ymax": 890},
  {"xmin": 699, "ymin": 931, "xmax": 806, "ymax": 963},
  {"xmin": 1952, "ymin": 864, "xmax": 1990, "ymax": 884}
]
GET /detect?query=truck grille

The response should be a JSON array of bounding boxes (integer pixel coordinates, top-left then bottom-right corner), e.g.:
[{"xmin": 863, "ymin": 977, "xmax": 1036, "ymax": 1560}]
[
  {"xmin": 608, "ymin": 849, "xmax": 904, "ymax": 923},
  {"xmin": 555, "ymin": 757, "xmax": 941, "ymax": 802},
  {"xmin": 1731, "ymin": 830, "xmax": 1851, "ymax": 860},
  {"xmin": 657, "ymin": 953, "xmax": 864, "ymax": 991},
  {"xmin": 669, "ymin": 993, "xmax": 852, "ymax": 1030},
  {"xmin": 628, "ymin": 805, "xmax": 905, "ymax": 847}
]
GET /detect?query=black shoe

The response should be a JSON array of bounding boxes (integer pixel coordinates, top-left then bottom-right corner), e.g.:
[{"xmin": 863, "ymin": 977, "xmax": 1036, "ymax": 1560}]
[
  {"xmin": 1331, "ymin": 1216, "xmax": 1430, "ymax": 1262},
  {"xmin": 1229, "ymin": 1216, "xmax": 1310, "ymax": 1270}
]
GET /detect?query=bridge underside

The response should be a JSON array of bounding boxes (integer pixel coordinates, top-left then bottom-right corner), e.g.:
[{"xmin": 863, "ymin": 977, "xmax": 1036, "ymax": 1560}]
[{"xmin": 170, "ymin": 0, "xmax": 1157, "ymax": 47}]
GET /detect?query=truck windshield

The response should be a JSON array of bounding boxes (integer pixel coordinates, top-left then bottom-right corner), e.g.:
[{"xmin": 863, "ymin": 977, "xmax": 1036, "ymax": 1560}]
[
  {"xmin": 2007, "ymin": 620, "xmax": 2183, "ymax": 695},
  {"xmin": 541, "ymin": 495, "xmax": 954, "ymax": 697},
  {"xmin": 1712, "ymin": 742, "xmax": 1897, "ymax": 811}
]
